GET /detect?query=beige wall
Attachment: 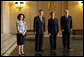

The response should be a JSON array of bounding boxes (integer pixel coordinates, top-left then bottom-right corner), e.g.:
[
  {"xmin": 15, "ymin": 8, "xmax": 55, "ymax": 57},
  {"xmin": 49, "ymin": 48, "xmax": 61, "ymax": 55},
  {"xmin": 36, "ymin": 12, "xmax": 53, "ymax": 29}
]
[
  {"xmin": 68, "ymin": 1, "xmax": 83, "ymax": 30},
  {"xmin": 1, "ymin": 1, "xmax": 83, "ymax": 34}
]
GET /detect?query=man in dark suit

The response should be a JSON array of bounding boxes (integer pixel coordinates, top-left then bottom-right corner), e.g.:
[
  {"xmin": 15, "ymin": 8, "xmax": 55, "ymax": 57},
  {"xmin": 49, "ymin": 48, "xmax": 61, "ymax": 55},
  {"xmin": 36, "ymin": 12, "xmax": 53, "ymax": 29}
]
[
  {"xmin": 33, "ymin": 10, "xmax": 45, "ymax": 53},
  {"xmin": 48, "ymin": 12, "xmax": 59, "ymax": 54},
  {"xmin": 60, "ymin": 10, "xmax": 72, "ymax": 50}
]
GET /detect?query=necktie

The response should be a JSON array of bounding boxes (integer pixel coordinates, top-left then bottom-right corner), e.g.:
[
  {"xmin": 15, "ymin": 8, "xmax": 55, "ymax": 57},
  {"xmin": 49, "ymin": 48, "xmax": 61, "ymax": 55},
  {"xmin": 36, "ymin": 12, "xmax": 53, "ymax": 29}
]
[{"xmin": 66, "ymin": 15, "xmax": 68, "ymax": 22}]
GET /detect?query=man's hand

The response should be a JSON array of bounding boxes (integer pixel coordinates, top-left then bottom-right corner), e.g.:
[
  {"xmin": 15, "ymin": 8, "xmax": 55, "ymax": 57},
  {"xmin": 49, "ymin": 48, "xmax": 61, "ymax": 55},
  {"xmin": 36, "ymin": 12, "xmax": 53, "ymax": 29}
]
[
  {"xmin": 70, "ymin": 29, "xmax": 72, "ymax": 31},
  {"xmin": 34, "ymin": 32, "xmax": 36, "ymax": 34},
  {"xmin": 49, "ymin": 33, "xmax": 51, "ymax": 36},
  {"xmin": 57, "ymin": 33, "xmax": 59, "ymax": 37},
  {"xmin": 62, "ymin": 29, "xmax": 64, "ymax": 32}
]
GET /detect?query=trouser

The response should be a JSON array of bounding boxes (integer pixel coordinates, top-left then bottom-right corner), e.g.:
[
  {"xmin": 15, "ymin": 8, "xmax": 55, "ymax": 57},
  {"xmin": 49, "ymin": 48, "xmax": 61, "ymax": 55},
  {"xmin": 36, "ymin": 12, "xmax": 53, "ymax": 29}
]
[
  {"xmin": 62, "ymin": 31, "xmax": 70, "ymax": 49},
  {"xmin": 49, "ymin": 34, "xmax": 57, "ymax": 52},
  {"xmin": 35, "ymin": 33, "xmax": 44, "ymax": 52}
]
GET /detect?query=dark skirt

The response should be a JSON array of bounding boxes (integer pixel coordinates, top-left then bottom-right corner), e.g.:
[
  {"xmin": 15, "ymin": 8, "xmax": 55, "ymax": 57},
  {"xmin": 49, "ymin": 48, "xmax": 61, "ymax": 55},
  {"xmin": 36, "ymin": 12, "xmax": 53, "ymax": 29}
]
[{"xmin": 17, "ymin": 33, "xmax": 25, "ymax": 45}]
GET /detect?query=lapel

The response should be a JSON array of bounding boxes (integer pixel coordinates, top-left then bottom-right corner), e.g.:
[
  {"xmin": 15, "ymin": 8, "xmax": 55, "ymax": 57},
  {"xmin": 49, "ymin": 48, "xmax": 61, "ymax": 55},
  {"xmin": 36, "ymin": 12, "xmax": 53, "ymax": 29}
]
[
  {"xmin": 38, "ymin": 16, "xmax": 41, "ymax": 23},
  {"xmin": 54, "ymin": 18, "xmax": 57, "ymax": 25}
]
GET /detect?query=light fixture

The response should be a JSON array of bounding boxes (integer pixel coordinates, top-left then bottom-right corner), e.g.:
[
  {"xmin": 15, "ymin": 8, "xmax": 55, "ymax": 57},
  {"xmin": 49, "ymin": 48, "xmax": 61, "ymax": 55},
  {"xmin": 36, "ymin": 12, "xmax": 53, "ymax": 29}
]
[
  {"xmin": 80, "ymin": 1, "xmax": 83, "ymax": 8},
  {"xmin": 15, "ymin": 1, "xmax": 25, "ymax": 11}
]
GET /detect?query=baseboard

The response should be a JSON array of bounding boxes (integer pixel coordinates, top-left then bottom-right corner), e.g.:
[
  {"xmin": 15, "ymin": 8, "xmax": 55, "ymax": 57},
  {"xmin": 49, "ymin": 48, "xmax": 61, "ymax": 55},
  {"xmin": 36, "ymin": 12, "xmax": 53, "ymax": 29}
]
[{"xmin": 73, "ymin": 30, "xmax": 83, "ymax": 35}]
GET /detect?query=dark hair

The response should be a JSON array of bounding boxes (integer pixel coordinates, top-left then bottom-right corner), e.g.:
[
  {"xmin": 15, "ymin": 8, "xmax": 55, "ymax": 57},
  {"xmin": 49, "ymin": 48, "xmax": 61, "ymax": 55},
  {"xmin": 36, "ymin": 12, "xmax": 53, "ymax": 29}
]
[
  {"xmin": 17, "ymin": 13, "xmax": 25, "ymax": 21},
  {"xmin": 39, "ymin": 9, "xmax": 43, "ymax": 12},
  {"xmin": 50, "ymin": 12, "xmax": 56, "ymax": 16}
]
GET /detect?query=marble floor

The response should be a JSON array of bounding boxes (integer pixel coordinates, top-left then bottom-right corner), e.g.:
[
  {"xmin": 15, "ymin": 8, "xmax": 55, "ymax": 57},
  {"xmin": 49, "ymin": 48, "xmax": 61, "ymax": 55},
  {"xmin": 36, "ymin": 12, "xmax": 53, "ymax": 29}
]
[
  {"xmin": 9, "ymin": 35, "xmax": 83, "ymax": 56},
  {"xmin": 1, "ymin": 34, "xmax": 16, "ymax": 55}
]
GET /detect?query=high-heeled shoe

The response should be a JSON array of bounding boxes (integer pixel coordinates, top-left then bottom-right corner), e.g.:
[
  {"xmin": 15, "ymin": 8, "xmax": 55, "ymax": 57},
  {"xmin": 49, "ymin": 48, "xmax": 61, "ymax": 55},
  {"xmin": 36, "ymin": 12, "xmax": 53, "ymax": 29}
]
[
  {"xmin": 21, "ymin": 54, "xmax": 25, "ymax": 56},
  {"xmin": 19, "ymin": 54, "xmax": 22, "ymax": 56},
  {"xmin": 21, "ymin": 52, "xmax": 25, "ymax": 56}
]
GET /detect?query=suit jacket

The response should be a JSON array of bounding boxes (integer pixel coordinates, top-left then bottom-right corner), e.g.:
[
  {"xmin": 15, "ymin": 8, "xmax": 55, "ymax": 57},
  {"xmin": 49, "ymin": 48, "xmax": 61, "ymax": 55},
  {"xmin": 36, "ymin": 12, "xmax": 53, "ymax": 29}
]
[
  {"xmin": 33, "ymin": 16, "xmax": 45, "ymax": 34},
  {"xmin": 48, "ymin": 18, "xmax": 59, "ymax": 34},
  {"xmin": 60, "ymin": 15, "xmax": 72, "ymax": 31}
]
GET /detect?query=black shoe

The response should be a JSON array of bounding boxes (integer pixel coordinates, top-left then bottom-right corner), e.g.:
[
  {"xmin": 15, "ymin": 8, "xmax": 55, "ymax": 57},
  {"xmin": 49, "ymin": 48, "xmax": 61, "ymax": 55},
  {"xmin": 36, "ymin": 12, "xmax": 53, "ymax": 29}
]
[
  {"xmin": 53, "ymin": 50, "xmax": 56, "ymax": 53},
  {"xmin": 50, "ymin": 51, "xmax": 56, "ymax": 56},
  {"xmin": 19, "ymin": 54, "xmax": 21, "ymax": 56},
  {"xmin": 63, "ymin": 48, "xmax": 66, "ymax": 51},
  {"xmin": 36, "ymin": 51, "xmax": 42, "ymax": 54},
  {"xmin": 67, "ymin": 47, "xmax": 70, "ymax": 49},
  {"xmin": 35, "ymin": 52, "xmax": 42, "ymax": 56},
  {"xmin": 67, "ymin": 48, "xmax": 73, "ymax": 51},
  {"xmin": 21, "ymin": 52, "xmax": 25, "ymax": 56},
  {"xmin": 50, "ymin": 50, "xmax": 55, "ymax": 54},
  {"xmin": 21, "ymin": 54, "xmax": 25, "ymax": 56},
  {"xmin": 40, "ymin": 50, "xmax": 44, "ymax": 52}
]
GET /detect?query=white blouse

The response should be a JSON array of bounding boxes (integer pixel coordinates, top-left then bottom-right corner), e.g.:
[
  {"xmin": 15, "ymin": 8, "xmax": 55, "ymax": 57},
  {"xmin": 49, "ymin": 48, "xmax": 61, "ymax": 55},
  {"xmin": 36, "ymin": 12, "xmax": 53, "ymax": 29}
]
[{"xmin": 16, "ymin": 21, "xmax": 27, "ymax": 33}]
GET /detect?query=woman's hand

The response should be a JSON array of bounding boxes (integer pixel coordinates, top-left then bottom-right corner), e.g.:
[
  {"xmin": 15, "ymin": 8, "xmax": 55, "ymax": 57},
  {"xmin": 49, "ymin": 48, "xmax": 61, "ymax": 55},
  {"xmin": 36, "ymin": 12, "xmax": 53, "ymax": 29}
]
[
  {"xmin": 62, "ymin": 29, "xmax": 64, "ymax": 32},
  {"xmin": 22, "ymin": 32, "xmax": 25, "ymax": 36}
]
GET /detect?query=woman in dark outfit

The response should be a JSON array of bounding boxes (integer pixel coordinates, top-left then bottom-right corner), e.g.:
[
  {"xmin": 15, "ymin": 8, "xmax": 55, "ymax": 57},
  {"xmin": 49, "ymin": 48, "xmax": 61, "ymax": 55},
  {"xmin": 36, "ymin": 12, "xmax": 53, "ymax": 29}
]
[
  {"xmin": 48, "ymin": 12, "xmax": 59, "ymax": 54},
  {"xmin": 16, "ymin": 14, "xmax": 26, "ymax": 56}
]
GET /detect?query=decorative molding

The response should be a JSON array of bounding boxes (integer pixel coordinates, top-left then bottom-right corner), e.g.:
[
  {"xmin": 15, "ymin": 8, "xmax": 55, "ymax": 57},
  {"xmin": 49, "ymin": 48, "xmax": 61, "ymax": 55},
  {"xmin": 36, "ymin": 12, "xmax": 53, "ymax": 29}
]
[{"xmin": 48, "ymin": 1, "xmax": 56, "ymax": 10}]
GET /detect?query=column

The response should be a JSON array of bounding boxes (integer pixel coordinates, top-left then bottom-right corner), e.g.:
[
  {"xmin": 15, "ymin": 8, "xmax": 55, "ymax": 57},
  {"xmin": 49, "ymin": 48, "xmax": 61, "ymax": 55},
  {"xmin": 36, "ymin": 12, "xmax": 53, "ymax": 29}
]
[{"xmin": 2, "ymin": 1, "xmax": 10, "ymax": 34}]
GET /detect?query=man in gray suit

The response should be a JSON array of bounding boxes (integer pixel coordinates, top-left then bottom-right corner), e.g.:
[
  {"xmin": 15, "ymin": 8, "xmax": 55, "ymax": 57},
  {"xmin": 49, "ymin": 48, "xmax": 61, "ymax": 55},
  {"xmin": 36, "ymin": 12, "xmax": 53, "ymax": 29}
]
[{"xmin": 60, "ymin": 10, "xmax": 73, "ymax": 51}]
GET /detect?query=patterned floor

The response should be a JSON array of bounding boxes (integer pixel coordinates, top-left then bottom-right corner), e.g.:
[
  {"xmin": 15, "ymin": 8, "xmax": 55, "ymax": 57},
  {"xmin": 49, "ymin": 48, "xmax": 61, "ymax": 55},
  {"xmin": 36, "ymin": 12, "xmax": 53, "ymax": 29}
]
[{"xmin": 10, "ymin": 35, "xmax": 83, "ymax": 56}]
